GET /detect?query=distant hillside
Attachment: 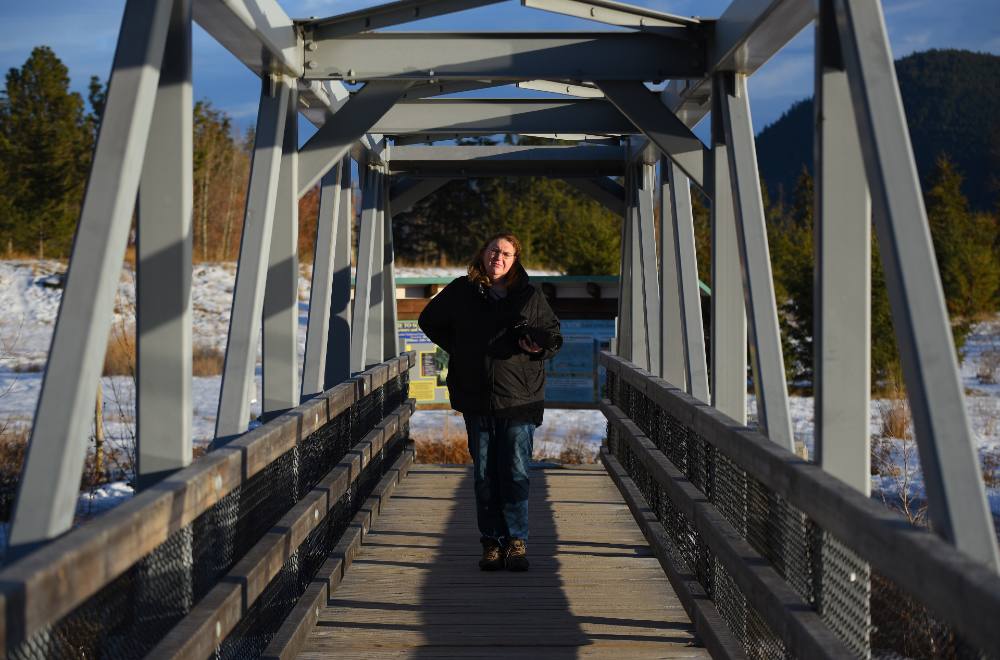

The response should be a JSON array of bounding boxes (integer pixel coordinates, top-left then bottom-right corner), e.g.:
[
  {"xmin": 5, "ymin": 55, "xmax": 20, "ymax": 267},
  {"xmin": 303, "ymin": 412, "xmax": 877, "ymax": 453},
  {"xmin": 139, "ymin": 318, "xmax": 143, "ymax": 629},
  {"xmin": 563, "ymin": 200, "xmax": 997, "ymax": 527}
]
[{"xmin": 756, "ymin": 49, "xmax": 1000, "ymax": 211}]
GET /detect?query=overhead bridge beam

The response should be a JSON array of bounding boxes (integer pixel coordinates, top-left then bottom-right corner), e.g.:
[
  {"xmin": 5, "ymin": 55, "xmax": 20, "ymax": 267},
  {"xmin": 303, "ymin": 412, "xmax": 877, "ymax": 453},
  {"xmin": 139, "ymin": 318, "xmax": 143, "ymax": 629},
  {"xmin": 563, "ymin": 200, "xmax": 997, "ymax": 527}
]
[
  {"xmin": 387, "ymin": 144, "xmax": 627, "ymax": 177},
  {"xmin": 303, "ymin": 0, "xmax": 507, "ymax": 39},
  {"xmin": 371, "ymin": 99, "xmax": 636, "ymax": 135},
  {"xmin": 302, "ymin": 31, "xmax": 705, "ymax": 81}
]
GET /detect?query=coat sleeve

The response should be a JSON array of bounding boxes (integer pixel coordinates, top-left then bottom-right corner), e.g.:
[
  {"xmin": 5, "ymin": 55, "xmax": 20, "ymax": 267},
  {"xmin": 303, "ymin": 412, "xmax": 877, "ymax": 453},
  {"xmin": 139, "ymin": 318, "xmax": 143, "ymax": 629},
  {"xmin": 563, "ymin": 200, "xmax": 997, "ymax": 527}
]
[
  {"xmin": 418, "ymin": 280, "xmax": 459, "ymax": 354},
  {"xmin": 530, "ymin": 289, "xmax": 562, "ymax": 362}
]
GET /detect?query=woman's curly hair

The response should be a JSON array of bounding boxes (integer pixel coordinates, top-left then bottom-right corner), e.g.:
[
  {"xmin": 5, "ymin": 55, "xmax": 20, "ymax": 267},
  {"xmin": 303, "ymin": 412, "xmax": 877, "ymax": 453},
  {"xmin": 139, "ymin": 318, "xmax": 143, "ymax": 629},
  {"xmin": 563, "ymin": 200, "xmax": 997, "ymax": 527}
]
[{"xmin": 467, "ymin": 232, "xmax": 523, "ymax": 289}]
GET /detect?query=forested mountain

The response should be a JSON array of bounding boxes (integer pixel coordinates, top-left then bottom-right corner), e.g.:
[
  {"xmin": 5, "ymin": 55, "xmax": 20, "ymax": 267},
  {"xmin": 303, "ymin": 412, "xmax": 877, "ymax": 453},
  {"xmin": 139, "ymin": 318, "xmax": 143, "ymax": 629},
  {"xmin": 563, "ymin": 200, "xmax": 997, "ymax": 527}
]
[{"xmin": 756, "ymin": 49, "xmax": 1000, "ymax": 211}]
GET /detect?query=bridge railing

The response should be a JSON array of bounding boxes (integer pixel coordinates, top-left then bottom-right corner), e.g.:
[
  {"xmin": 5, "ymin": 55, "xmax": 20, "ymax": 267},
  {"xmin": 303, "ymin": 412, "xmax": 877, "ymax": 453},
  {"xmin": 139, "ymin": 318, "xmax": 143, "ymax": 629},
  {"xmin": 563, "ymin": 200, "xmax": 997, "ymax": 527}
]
[
  {"xmin": 599, "ymin": 351, "xmax": 1000, "ymax": 660},
  {"xmin": 0, "ymin": 353, "xmax": 415, "ymax": 659}
]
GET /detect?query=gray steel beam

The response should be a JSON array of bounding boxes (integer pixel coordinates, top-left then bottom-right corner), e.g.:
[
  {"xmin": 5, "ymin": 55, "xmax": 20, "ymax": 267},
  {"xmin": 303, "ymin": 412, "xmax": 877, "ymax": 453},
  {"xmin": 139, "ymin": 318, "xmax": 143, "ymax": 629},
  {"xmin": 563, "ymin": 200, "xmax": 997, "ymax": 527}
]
[
  {"xmin": 387, "ymin": 144, "xmax": 626, "ymax": 177},
  {"xmin": 262, "ymin": 84, "xmax": 300, "ymax": 419},
  {"xmin": 516, "ymin": 80, "xmax": 604, "ymax": 98},
  {"xmin": 400, "ymin": 80, "xmax": 507, "ymax": 100},
  {"xmin": 637, "ymin": 163, "xmax": 660, "ymax": 373},
  {"xmin": 562, "ymin": 177, "xmax": 625, "ymax": 215},
  {"xmin": 136, "ymin": 0, "xmax": 193, "ymax": 491},
  {"xmin": 325, "ymin": 158, "xmax": 354, "ymax": 388},
  {"xmin": 835, "ymin": 0, "xmax": 1000, "ymax": 570},
  {"xmin": 304, "ymin": 0, "xmax": 506, "ymax": 39},
  {"xmin": 597, "ymin": 80, "xmax": 709, "ymax": 189},
  {"xmin": 366, "ymin": 171, "xmax": 386, "ymax": 367},
  {"xmin": 214, "ymin": 79, "xmax": 290, "ymax": 442},
  {"xmin": 719, "ymin": 72, "xmax": 793, "ymax": 452},
  {"xmin": 351, "ymin": 168, "xmax": 380, "ymax": 373},
  {"xmin": 302, "ymin": 165, "xmax": 343, "ymax": 398},
  {"xmin": 522, "ymin": 0, "xmax": 700, "ymax": 28},
  {"xmin": 389, "ymin": 177, "xmax": 452, "ymax": 215},
  {"xmin": 617, "ymin": 161, "xmax": 634, "ymax": 360},
  {"xmin": 668, "ymin": 159, "xmax": 710, "ymax": 403},
  {"xmin": 297, "ymin": 80, "xmax": 412, "ymax": 197},
  {"xmin": 658, "ymin": 164, "xmax": 685, "ymax": 386},
  {"xmin": 192, "ymin": 0, "xmax": 301, "ymax": 76},
  {"xmin": 371, "ymin": 99, "xmax": 636, "ymax": 136},
  {"xmin": 709, "ymin": 75, "xmax": 746, "ymax": 424},
  {"xmin": 814, "ymin": 0, "xmax": 870, "ymax": 494},
  {"xmin": 382, "ymin": 174, "xmax": 400, "ymax": 359},
  {"xmin": 303, "ymin": 32, "xmax": 705, "ymax": 81},
  {"xmin": 8, "ymin": 0, "xmax": 174, "ymax": 554}
]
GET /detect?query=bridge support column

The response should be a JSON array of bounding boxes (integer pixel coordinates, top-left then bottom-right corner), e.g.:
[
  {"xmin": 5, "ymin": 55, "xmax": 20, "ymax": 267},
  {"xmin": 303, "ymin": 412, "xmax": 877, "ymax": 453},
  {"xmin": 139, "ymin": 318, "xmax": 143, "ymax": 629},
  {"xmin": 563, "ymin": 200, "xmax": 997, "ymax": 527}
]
[
  {"xmin": 658, "ymin": 161, "xmax": 685, "ymax": 386},
  {"xmin": 136, "ymin": 0, "xmax": 193, "ymax": 490},
  {"xmin": 709, "ymin": 75, "xmax": 746, "ymax": 425},
  {"xmin": 667, "ymin": 160, "xmax": 710, "ymax": 403},
  {"xmin": 616, "ymin": 159, "xmax": 634, "ymax": 361},
  {"xmin": 302, "ymin": 159, "xmax": 347, "ymax": 397},
  {"xmin": 382, "ymin": 172, "xmax": 400, "ymax": 359},
  {"xmin": 9, "ymin": 0, "xmax": 175, "ymax": 554},
  {"xmin": 366, "ymin": 169, "xmax": 386, "ymax": 367},
  {"xmin": 263, "ymin": 83, "xmax": 301, "ymax": 420},
  {"xmin": 834, "ymin": 0, "xmax": 1000, "ymax": 570},
  {"xmin": 718, "ymin": 72, "xmax": 794, "ymax": 452},
  {"xmin": 637, "ymin": 162, "xmax": 660, "ymax": 373},
  {"xmin": 214, "ymin": 78, "xmax": 291, "ymax": 442},
  {"xmin": 351, "ymin": 166, "xmax": 381, "ymax": 373}
]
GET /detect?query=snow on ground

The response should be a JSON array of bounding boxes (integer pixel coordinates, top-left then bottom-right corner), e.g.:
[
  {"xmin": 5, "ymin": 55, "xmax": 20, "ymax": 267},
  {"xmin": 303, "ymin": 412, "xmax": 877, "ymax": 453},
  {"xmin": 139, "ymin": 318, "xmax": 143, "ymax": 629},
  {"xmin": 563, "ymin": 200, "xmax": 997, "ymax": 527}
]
[{"xmin": 0, "ymin": 260, "xmax": 998, "ymax": 522}]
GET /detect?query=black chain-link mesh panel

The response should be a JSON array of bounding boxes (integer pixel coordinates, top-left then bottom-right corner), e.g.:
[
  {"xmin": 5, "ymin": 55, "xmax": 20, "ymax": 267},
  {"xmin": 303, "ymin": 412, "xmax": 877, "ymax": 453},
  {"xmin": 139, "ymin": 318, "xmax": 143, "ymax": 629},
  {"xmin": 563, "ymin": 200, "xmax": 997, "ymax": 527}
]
[
  {"xmin": 8, "ymin": 375, "xmax": 409, "ymax": 660},
  {"xmin": 606, "ymin": 365, "xmax": 996, "ymax": 660}
]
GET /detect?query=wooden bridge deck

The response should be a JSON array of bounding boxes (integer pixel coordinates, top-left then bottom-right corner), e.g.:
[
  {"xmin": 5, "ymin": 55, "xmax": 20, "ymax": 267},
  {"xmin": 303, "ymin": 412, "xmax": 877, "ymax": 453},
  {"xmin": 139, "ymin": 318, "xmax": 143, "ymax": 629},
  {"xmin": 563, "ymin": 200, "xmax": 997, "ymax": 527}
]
[{"xmin": 299, "ymin": 463, "xmax": 709, "ymax": 659}]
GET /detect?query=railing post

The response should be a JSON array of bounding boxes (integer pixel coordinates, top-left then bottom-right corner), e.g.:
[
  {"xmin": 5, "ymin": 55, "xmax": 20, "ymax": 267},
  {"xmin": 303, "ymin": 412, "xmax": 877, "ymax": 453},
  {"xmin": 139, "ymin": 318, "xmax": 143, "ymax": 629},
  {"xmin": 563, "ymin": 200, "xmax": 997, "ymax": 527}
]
[
  {"xmin": 214, "ymin": 77, "xmax": 290, "ymax": 442},
  {"xmin": 136, "ymin": 0, "xmax": 193, "ymax": 490},
  {"xmin": 718, "ymin": 72, "xmax": 794, "ymax": 452},
  {"xmin": 8, "ymin": 0, "xmax": 175, "ymax": 555},
  {"xmin": 263, "ymin": 80, "xmax": 301, "ymax": 420},
  {"xmin": 834, "ymin": 0, "xmax": 1000, "ymax": 570},
  {"xmin": 709, "ymin": 74, "xmax": 747, "ymax": 425}
]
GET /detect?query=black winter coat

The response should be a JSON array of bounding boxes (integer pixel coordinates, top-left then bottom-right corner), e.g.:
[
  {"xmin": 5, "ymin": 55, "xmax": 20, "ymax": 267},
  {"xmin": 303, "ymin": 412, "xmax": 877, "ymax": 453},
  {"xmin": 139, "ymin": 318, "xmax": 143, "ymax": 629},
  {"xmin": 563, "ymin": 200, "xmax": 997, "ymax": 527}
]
[{"xmin": 418, "ymin": 265, "xmax": 561, "ymax": 425}]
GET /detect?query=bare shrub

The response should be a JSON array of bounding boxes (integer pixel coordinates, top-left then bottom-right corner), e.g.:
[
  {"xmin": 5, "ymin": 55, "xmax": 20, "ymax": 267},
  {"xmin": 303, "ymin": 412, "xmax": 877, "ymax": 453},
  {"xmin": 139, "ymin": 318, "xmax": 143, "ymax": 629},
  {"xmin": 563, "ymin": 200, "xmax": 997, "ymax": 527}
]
[
  {"xmin": 982, "ymin": 448, "xmax": 1000, "ymax": 489},
  {"xmin": 102, "ymin": 326, "xmax": 135, "ymax": 377},
  {"xmin": 978, "ymin": 346, "xmax": 1000, "ymax": 384},
  {"xmin": 0, "ymin": 423, "xmax": 29, "ymax": 521},
  {"xmin": 877, "ymin": 395, "xmax": 912, "ymax": 440},
  {"xmin": 192, "ymin": 344, "xmax": 225, "ymax": 376}
]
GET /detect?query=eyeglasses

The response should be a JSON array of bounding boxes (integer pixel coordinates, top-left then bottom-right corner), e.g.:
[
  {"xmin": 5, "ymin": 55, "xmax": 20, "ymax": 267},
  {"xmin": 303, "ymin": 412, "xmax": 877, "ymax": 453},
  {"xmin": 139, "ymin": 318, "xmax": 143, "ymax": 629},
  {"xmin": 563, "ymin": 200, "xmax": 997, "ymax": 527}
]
[{"xmin": 488, "ymin": 248, "xmax": 516, "ymax": 260}]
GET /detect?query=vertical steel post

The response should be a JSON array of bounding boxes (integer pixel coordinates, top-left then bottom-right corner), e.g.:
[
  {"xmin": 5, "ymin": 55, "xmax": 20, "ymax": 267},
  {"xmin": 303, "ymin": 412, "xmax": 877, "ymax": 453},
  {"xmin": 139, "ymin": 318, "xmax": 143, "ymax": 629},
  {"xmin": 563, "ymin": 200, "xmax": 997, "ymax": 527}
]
[
  {"xmin": 835, "ymin": 0, "xmax": 1000, "ymax": 569},
  {"xmin": 636, "ymin": 162, "xmax": 660, "ymax": 373},
  {"xmin": 262, "ymin": 83, "xmax": 300, "ymax": 420},
  {"xmin": 301, "ymin": 163, "xmax": 343, "ymax": 398},
  {"xmin": 710, "ymin": 75, "xmax": 747, "ymax": 425},
  {"xmin": 669, "ymin": 160, "xmax": 711, "ymax": 403},
  {"xmin": 719, "ymin": 73, "xmax": 795, "ymax": 452},
  {"xmin": 366, "ymin": 169, "xmax": 386, "ymax": 367},
  {"xmin": 659, "ymin": 159, "xmax": 685, "ymax": 386},
  {"xmin": 351, "ymin": 167, "xmax": 380, "ymax": 373},
  {"xmin": 629, "ymin": 164, "xmax": 645, "ymax": 366},
  {"xmin": 815, "ymin": 0, "xmax": 871, "ymax": 494},
  {"xmin": 136, "ymin": 0, "xmax": 193, "ymax": 490},
  {"xmin": 617, "ymin": 159, "xmax": 633, "ymax": 360},
  {"xmin": 214, "ymin": 79, "xmax": 290, "ymax": 442},
  {"xmin": 8, "ymin": 0, "xmax": 174, "ymax": 553},
  {"xmin": 382, "ymin": 171, "xmax": 400, "ymax": 358},
  {"xmin": 325, "ymin": 157, "xmax": 353, "ymax": 388}
]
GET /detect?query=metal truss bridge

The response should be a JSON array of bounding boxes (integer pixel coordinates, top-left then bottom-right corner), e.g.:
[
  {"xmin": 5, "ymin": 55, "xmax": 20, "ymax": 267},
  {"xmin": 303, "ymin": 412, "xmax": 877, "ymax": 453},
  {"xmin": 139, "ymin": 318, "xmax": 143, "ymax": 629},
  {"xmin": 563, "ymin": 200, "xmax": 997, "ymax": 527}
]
[{"xmin": 0, "ymin": 0, "xmax": 998, "ymax": 657}]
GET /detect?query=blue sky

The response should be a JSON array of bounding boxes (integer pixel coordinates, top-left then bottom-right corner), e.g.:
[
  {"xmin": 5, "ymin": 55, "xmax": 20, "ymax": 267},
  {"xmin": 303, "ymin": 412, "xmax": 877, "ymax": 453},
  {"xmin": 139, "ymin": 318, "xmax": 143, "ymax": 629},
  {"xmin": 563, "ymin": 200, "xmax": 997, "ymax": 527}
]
[{"xmin": 1, "ymin": 0, "xmax": 998, "ymax": 140}]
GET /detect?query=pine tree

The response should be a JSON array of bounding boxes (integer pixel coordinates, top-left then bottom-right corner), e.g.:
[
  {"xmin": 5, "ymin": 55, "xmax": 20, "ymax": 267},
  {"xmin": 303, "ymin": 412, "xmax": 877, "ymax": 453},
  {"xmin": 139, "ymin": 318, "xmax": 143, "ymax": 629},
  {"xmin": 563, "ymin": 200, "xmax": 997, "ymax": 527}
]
[{"xmin": 0, "ymin": 46, "xmax": 91, "ymax": 258}]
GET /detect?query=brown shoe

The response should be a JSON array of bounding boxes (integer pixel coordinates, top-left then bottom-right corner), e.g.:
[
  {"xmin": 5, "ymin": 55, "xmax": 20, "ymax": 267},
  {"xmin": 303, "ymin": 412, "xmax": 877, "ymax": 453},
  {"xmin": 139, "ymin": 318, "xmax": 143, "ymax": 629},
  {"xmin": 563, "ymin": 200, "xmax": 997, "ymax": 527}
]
[
  {"xmin": 479, "ymin": 538, "xmax": 504, "ymax": 571},
  {"xmin": 506, "ymin": 538, "xmax": 529, "ymax": 571}
]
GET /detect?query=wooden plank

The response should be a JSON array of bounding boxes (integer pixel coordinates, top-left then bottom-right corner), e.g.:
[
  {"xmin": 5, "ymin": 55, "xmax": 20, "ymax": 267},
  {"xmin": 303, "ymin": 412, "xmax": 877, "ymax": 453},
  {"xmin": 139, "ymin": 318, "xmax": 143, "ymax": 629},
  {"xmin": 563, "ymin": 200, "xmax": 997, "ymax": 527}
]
[{"xmin": 298, "ymin": 464, "xmax": 709, "ymax": 659}]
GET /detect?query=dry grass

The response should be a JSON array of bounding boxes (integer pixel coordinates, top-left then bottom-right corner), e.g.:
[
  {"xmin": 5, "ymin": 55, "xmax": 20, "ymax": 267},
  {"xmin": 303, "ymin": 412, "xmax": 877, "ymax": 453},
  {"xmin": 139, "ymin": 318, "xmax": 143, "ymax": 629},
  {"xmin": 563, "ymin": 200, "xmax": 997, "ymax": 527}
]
[
  {"xmin": 103, "ymin": 327, "xmax": 136, "ymax": 377},
  {"xmin": 0, "ymin": 423, "xmax": 29, "ymax": 521},
  {"xmin": 193, "ymin": 344, "xmax": 225, "ymax": 376},
  {"xmin": 414, "ymin": 435, "xmax": 472, "ymax": 464},
  {"xmin": 877, "ymin": 395, "xmax": 912, "ymax": 440},
  {"xmin": 979, "ymin": 347, "xmax": 1000, "ymax": 384},
  {"xmin": 982, "ymin": 449, "xmax": 1000, "ymax": 489}
]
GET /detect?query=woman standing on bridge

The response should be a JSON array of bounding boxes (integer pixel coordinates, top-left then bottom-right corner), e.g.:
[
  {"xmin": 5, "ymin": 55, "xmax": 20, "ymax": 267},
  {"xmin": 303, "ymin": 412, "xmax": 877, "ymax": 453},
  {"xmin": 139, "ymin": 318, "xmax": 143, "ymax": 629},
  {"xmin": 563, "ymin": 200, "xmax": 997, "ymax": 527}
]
[{"xmin": 418, "ymin": 232, "xmax": 562, "ymax": 572}]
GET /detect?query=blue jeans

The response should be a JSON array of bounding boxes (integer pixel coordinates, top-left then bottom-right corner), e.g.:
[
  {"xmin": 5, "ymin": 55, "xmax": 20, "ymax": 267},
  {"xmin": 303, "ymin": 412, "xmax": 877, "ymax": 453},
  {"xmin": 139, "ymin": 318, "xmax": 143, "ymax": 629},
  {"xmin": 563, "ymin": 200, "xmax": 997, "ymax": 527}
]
[{"xmin": 464, "ymin": 415, "xmax": 535, "ymax": 542}]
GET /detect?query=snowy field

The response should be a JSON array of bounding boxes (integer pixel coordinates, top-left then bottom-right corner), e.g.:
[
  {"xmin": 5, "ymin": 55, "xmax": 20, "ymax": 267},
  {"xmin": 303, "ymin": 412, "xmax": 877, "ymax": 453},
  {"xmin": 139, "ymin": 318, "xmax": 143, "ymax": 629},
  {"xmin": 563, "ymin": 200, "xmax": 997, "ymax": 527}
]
[{"xmin": 0, "ymin": 260, "xmax": 997, "ymax": 525}]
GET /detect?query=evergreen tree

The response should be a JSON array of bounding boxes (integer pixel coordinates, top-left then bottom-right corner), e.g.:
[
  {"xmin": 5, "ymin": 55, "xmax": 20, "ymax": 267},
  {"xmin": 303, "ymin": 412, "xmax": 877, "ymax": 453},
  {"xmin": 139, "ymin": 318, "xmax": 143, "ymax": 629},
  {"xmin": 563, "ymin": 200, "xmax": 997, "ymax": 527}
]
[{"xmin": 0, "ymin": 46, "xmax": 91, "ymax": 258}]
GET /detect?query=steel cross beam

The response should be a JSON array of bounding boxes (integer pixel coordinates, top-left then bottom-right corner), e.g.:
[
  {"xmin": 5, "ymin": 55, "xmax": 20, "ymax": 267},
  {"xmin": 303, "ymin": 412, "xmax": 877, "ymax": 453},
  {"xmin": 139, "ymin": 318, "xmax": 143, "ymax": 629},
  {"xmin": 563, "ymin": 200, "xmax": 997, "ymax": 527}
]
[
  {"xmin": 521, "ymin": 0, "xmax": 701, "ymax": 29},
  {"xmin": 389, "ymin": 177, "xmax": 453, "ymax": 214},
  {"xmin": 303, "ymin": 32, "xmax": 705, "ymax": 81},
  {"xmin": 371, "ymin": 99, "xmax": 637, "ymax": 135},
  {"xmin": 386, "ymin": 144, "xmax": 627, "ymax": 177},
  {"xmin": 303, "ymin": 0, "xmax": 507, "ymax": 39},
  {"xmin": 562, "ymin": 177, "xmax": 625, "ymax": 215}
]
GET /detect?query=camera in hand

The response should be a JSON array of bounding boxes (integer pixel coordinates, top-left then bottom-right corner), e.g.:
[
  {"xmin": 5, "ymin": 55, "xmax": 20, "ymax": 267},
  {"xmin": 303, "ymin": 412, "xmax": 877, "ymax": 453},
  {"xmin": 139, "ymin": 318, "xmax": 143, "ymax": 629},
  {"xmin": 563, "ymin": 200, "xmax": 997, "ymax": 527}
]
[{"xmin": 510, "ymin": 317, "xmax": 563, "ymax": 351}]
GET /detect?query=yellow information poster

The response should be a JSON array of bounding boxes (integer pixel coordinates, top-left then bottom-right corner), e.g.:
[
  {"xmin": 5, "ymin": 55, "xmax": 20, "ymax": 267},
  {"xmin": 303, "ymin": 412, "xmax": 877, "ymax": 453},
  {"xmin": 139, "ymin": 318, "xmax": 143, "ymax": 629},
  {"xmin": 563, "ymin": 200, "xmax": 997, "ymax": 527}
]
[{"xmin": 399, "ymin": 320, "xmax": 450, "ymax": 405}]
